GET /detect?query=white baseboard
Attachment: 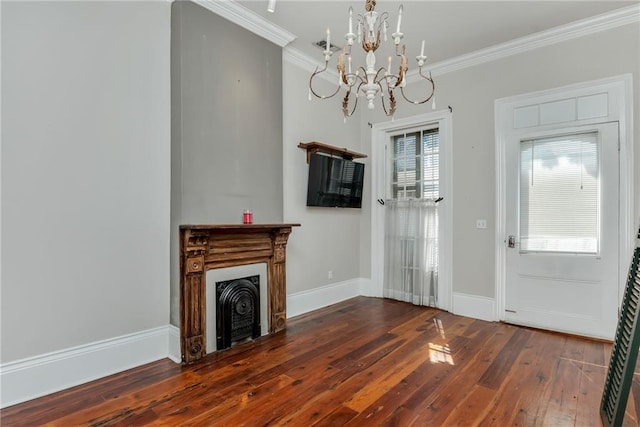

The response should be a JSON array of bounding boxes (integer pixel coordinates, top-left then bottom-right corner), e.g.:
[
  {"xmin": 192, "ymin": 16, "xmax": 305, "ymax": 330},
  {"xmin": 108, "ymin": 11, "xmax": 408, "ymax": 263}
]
[
  {"xmin": 0, "ymin": 279, "xmax": 365, "ymax": 409},
  {"xmin": 452, "ymin": 292, "xmax": 496, "ymax": 322},
  {"xmin": 358, "ymin": 277, "xmax": 380, "ymax": 297},
  {"xmin": 167, "ymin": 325, "xmax": 181, "ymax": 363},
  {"xmin": 1, "ymin": 284, "xmax": 497, "ymax": 408},
  {"xmin": 0, "ymin": 325, "xmax": 177, "ymax": 408},
  {"xmin": 287, "ymin": 278, "xmax": 363, "ymax": 318}
]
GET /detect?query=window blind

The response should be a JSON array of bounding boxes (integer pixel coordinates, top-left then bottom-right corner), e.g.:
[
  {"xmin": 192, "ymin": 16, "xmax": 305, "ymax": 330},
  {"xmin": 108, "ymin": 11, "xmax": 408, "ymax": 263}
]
[
  {"xmin": 519, "ymin": 132, "xmax": 599, "ymax": 253},
  {"xmin": 392, "ymin": 128, "xmax": 439, "ymax": 200}
]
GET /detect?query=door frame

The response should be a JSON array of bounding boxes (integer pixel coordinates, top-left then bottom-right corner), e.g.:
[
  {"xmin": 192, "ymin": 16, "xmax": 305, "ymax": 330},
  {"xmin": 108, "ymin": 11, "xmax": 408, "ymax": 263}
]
[
  {"xmin": 495, "ymin": 74, "xmax": 634, "ymax": 326},
  {"xmin": 370, "ymin": 111, "xmax": 453, "ymax": 312}
]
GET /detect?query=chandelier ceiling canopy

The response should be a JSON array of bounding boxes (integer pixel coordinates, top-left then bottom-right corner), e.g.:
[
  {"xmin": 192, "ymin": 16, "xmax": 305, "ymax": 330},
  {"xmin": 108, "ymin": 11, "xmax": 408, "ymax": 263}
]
[{"xmin": 308, "ymin": 0, "xmax": 436, "ymax": 120}]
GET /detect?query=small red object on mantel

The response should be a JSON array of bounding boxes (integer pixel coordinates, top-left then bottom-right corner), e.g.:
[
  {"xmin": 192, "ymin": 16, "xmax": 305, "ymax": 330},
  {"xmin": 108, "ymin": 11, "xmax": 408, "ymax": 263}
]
[{"xmin": 243, "ymin": 209, "xmax": 253, "ymax": 224}]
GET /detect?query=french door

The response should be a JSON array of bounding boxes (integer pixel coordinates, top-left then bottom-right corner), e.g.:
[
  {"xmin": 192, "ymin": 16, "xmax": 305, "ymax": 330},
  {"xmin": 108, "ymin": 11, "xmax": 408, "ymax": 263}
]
[
  {"xmin": 504, "ymin": 122, "xmax": 619, "ymax": 339},
  {"xmin": 370, "ymin": 112, "xmax": 452, "ymax": 312}
]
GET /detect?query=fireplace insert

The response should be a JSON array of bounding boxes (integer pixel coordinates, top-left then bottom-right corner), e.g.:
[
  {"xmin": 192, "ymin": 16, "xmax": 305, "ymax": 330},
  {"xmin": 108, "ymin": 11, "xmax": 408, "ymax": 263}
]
[{"xmin": 216, "ymin": 275, "xmax": 261, "ymax": 350}]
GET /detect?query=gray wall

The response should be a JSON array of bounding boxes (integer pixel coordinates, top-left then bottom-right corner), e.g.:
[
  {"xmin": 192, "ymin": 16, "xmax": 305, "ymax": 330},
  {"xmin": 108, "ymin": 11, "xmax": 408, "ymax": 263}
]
[
  {"xmin": 170, "ymin": 1, "xmax": 284, "ymax": 325},
  {"xmin": 282, "ymin": 61, "xmax": 364, "ymax": 294},
  {"xmin": 361, "ymin": 22, "xmax": 640, "ymax": 299},
  {"xmin": 1, "ymin": 1, "xmax": 171, "ymax": 362}
]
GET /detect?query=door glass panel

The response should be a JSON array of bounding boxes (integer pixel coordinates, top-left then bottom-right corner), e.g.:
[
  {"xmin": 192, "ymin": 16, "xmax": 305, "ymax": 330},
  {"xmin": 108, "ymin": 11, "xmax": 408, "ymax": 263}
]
[{"xmin": 519, "ymin": 132, "xmax": 599, "ymax": 254}]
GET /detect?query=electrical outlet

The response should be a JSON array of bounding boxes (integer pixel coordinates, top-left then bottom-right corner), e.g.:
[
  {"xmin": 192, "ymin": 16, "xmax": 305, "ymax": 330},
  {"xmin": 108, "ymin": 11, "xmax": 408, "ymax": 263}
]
[
  {"xmin": 328, "ymin": 270, "xmax": 333, "ymax": 280},
  {"xmin": 476, "ymin": 219, "xmax": 487, "ymax": 229}
]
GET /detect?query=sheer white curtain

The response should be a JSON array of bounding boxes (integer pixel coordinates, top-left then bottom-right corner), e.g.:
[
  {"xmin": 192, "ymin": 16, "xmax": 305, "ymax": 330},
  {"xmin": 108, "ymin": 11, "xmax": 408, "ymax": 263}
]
[{"xmin": 383, "ymin": 199, "xmax": 438, "ymax": 307}]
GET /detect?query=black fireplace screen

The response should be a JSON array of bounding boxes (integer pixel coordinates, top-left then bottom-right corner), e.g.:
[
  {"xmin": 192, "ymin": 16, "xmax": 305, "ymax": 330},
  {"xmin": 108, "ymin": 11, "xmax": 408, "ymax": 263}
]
[{"xmin": 216, "ymin": 275, "xmax": 261, "ymax": 350}]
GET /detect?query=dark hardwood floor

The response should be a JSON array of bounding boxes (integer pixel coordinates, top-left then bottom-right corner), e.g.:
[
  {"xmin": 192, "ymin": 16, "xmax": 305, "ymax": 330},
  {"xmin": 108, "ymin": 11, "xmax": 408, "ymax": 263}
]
[{"xmin": 2, "ymin": 296, "xmax": 639, "ymax": 426}]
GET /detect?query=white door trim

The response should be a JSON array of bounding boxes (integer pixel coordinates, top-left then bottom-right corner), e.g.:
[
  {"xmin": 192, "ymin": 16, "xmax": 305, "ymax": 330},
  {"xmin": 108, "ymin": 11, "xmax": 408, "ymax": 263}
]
[
  {"xmin": 495, "ymin": 74, "xmax": 634, "ymax": 324},
  {"xmin": 370, "ymin": 111, "xmax": 453, "ymax": 312}
]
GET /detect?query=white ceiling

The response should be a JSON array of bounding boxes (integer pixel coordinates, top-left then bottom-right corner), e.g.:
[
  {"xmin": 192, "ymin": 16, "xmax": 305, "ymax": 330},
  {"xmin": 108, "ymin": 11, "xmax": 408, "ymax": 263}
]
[{"xmin": 235, "ymin": 0, "xmax": 638, "ymax": 67}]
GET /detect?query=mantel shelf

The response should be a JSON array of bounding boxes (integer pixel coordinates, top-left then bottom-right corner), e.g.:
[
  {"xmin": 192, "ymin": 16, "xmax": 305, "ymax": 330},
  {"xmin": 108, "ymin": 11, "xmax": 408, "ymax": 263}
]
[{"xmin": 298, "ymin": 141, "xmax": 367, "ymax": 164}]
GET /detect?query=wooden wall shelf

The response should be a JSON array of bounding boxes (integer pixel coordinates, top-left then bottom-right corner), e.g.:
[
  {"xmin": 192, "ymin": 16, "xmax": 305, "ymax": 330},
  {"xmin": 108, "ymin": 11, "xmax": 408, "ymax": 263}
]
[{"xmin": 298, "ymin": 141, "xmax": 367, "ymax": 164}]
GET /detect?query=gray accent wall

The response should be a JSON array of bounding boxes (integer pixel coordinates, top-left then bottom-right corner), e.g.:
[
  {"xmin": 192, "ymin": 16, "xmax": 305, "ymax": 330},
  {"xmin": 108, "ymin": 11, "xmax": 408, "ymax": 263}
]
[{"xmin": 170, "ymin": 1, "xmax": 284, "ymax": 326}]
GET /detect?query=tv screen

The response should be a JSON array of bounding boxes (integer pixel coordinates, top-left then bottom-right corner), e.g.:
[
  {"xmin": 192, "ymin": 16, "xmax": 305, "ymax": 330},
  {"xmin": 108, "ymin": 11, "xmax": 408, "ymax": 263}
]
[{"xmin": 306, "ymin": 153, "xmax": 365, "ymax": 208}]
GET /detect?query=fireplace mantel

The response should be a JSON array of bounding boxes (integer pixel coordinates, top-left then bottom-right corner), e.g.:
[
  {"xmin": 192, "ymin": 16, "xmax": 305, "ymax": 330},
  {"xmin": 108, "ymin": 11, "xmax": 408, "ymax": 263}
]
[{"xmin": 179, "ymin": 224, "xmax": 299, "ymax": 363}]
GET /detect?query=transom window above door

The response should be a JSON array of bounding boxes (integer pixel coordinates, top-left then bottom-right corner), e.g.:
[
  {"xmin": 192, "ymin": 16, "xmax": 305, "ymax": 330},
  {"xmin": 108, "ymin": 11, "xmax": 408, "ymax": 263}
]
[{"xmin": 391, "ymin": 128, "xmax": 439, "ymax": 200}]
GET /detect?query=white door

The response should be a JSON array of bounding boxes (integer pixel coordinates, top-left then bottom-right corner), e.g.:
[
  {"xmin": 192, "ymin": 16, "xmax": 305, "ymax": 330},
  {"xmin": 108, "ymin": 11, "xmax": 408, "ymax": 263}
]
[{"xmin": 505, "ymin": 122, "xmax": 619, "ymax": 340}]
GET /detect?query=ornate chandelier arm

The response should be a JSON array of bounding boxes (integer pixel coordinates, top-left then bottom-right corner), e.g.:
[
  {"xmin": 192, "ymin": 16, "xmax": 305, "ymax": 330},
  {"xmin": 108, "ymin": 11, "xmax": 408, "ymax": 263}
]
[
  {"xmin": 372, "ymin": 66, "xmax": 388, "ymax": 83},
  {"xmin": 338, "ymin": 66, "xmax": 367, "ymax": 95},
  {"xmin": 340, "ymin": 58, "xmax": 366, "ymax": 87},
  {"xmin": 376, "ymin": 81, "xmax": 397, "ymax": 117},
  {"xmin": 309, "ymin": 63, "xmax": 341, "ymax": 100},
  {"xmin": 392, "ymin": 44, "xmax": 408, "ymax": 88},
  {"xmin": 342, "ymin": 82, "xmax": 363, "ymax": 118},
  {"xmin": 375, "ymin": 65, "xmax": 401, "ymax": 93},
  {"xmin": 399, "ymin": 69, "xmax": 435, "ymax": 105}
]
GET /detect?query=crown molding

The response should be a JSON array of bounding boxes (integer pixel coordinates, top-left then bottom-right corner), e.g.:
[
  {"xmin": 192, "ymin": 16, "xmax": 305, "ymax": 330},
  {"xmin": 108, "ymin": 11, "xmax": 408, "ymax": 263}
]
[
  {"xmin": 285, "ymin": 4, "xmax": 638, "ymax": 81},
  {"xmin": 196, "ymin": 2, "xmax": 637, "ymax": 79},
  {"xmin": 406, "ymin": 3, "xmax": 640, "ymax": 81},
  {"xmin": 192, "ymin": 0, "xmax": 296, "ymax": 47}
]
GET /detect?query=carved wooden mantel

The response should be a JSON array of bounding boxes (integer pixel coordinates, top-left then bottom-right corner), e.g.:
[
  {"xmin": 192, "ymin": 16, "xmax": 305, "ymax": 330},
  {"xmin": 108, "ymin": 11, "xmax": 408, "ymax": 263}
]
[{"xmin": 180, "ymin": 224, "xmax": 300, "ymax": 363}]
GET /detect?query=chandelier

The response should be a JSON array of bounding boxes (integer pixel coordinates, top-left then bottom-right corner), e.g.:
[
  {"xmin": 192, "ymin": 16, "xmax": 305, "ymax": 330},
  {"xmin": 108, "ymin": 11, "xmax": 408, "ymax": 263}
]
[{"xmin": 309, "ymin": 0, "xmax": 435, "ymax": 120}]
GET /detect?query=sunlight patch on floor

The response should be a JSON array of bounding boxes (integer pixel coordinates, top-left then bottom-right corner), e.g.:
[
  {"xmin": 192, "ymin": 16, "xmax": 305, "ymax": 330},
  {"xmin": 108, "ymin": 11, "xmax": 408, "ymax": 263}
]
[
  {"xmin": 429, "ymin": 342, "xmax": 455, "ymax": 365},
  {"xmin": 433, "ymin": 318, "xmax": 447, "ymax": 339}
]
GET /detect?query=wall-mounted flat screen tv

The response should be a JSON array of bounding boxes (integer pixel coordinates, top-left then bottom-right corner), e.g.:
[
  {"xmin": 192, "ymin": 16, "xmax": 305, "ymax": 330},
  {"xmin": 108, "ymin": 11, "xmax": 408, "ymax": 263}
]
[{"xmin": 306, "ymin": 153, "xmax": 365, "ymax": 208}]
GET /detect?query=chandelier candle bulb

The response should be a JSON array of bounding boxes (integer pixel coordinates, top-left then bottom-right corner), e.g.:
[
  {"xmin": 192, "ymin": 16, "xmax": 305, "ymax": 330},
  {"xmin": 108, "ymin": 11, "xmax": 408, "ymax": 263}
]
[
  {"xmin": 396, "ymin": 5, "xmax": 403, "ymax": 33},
  {"xmin": 387, "ymin": 56, "xmax": 392, "ymax": 75},
  {"xmin": 349, "ymin": 7, "xmax": 353, "ymax": 34},
  {"xmin": 326, "ymin": 28, "xmax": 330, "ymax": 51},
  {"xmin": 421, "ymin": 40, "xmax": 425, "ymax": 57},
  {"xmin": 348, "ymin": 56, "xmax": 352, "ymax": 74}
]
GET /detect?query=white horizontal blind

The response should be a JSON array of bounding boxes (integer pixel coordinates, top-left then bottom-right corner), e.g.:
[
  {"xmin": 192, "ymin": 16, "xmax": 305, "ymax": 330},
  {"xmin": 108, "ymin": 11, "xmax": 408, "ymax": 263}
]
[
  {"xmin": 519, "ymin": 132, "xmax": 599, "ymax": 254},
  {"xmin": 422, "ymin": 130, "xmax": 439, "ymax": 199},
  {"xmin": 393, "ymin": 132, "xmax": 417, "ymax": 199},
  {"xmin": 391, "ymin": 129, "xmax": 439, "ymax": 200}
]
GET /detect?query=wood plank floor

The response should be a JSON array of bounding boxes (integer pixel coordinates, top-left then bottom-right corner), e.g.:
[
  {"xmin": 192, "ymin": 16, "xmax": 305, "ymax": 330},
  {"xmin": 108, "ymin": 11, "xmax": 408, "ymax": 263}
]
[{"xmin": 2, "ymin": 296, "xmax": 639, "ymax": 426}]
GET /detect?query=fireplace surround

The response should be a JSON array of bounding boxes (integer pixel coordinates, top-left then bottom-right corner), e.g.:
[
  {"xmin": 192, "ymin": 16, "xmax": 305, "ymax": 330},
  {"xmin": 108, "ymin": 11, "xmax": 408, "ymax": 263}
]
[{"xmin": 179, "ymin": 224, "xmax": 299, "ymax": 363}]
